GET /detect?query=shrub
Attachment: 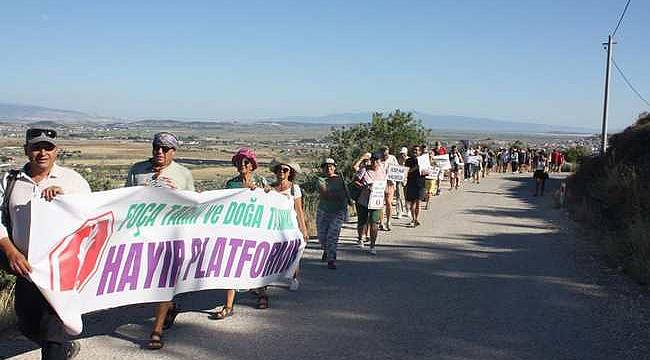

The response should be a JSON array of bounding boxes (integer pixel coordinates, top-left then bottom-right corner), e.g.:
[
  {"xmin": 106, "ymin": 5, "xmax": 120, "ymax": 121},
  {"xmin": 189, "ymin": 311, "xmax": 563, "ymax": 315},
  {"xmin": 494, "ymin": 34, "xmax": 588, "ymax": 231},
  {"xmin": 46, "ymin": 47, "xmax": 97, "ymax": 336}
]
[
  {"xmin": 327, "ymin": 110, "xmax": 431, "ymax": 179},
  {"xmin": 569, "ymin": 112, "xmax": 650, "ymax": 283}
]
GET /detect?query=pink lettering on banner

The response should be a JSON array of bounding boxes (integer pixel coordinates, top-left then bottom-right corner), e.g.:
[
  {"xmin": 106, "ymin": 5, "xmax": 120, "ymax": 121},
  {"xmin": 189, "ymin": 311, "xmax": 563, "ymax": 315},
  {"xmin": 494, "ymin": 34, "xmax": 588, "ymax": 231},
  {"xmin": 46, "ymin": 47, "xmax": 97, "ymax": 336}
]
[
  {"xmin": 157, "ymin": 241, "xmax": 173, "ymax": 288},
  {"xmin": 144, "ymin": 242, "xmax": 165, "ymax": 289},
  {"xmin": 234, "ymin": 240, "xmax": 257, "ymax": 278},
  {"xmin": 117, "ymin": 243, "xmax": 143, "ymax": 292},
  {"xmin": 223, "ymin": 238, "xmax": 243, "ymax": 278},
  {"xmin": 96, "ymin": 244, "xmax": 126, "ymax": 296},
  {"xmin": 183, "ymin": 237, "xmax": 209, "ymax": 280},
  {"xmin": 250, "ymin": 241, "xmax": 270, "ymax": 278},
  {"xmin": 92, "ymin": 236, "xmax": 301, "ymax": 297},
  {"xmin": 206, "ymin": 237, "xmax": 227, "ymax": 277}
]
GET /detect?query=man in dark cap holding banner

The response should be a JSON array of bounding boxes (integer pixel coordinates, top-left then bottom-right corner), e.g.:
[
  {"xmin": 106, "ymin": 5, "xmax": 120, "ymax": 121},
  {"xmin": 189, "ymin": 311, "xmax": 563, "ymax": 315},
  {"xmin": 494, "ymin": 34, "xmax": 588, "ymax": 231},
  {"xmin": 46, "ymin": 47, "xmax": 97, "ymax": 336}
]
[{"xmin": 1, "ymin": 128, "xmax": 90, "ymax": 359}]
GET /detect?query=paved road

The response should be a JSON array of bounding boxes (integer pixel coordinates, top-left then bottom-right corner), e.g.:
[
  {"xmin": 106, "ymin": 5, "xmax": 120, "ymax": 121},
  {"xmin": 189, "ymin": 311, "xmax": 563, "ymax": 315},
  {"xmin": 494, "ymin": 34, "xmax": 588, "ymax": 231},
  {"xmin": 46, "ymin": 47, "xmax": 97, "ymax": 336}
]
[{"xmin": 2, "ymin": 173, "xmax": 649, "ymax": 359}]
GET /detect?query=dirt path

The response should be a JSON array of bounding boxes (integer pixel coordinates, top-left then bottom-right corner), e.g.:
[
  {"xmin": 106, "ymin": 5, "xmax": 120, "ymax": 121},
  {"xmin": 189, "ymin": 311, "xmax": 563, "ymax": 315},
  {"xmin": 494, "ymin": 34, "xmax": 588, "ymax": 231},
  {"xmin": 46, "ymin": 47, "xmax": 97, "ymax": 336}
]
[{"xmin": 2, "ymin": 173, "xmax": 649, "ymax": 359}]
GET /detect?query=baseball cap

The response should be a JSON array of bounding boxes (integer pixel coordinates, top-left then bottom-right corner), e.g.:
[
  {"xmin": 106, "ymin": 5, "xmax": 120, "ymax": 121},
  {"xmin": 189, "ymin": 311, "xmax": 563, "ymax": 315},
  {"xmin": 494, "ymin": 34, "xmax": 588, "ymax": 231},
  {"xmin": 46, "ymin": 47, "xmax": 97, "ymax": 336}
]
[
  {"xmin": 153, "ymin": 132, "xmax": 179, "ymax": 149},
  {"xmin": 400, "ymin": 147, "xmax": 408, "ymax": 154},
  {"xmin": 321, "ymin": 158, "xmax": 336, "ymax": 166},
  {"xmin": 26, "ymin": 128, "xmax": 57, "ymax": 146}
]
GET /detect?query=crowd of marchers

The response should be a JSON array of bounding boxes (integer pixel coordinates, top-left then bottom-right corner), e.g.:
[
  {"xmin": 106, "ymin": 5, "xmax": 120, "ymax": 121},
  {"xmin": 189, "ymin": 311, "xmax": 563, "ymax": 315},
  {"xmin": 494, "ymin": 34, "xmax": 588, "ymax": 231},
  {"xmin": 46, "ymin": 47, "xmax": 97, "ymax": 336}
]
[{"xmin": 0, "ymin": 128, "xmax": 558, "ymax": 359}]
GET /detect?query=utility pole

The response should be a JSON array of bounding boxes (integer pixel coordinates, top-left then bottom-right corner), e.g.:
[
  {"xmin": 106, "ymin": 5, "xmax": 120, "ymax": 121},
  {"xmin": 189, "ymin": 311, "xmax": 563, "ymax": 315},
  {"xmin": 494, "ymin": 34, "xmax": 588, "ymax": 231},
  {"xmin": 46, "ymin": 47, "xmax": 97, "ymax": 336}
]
[{"xmin": 600, "ymin": 35, "xmax": 614, "ymax": 154}]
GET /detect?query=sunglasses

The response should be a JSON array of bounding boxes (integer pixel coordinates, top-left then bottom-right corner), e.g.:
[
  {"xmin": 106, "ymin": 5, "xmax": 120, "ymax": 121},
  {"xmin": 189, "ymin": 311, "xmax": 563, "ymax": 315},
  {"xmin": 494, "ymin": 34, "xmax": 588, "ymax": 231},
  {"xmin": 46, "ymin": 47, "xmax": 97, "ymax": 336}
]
[
  {"xmin": 27, "ymin": 128, "xmax": 57, "ymax": 140},
  {"xmin": 29, "ymin": 142, "xmax": 56, "ymax": 152},
  {"xmin": 153, "ymin": 145, "xmax": 174, "ymax": 153},
  {"xmin": 275, "ymin": 166, "xmax": 291, "ymax": 174}
]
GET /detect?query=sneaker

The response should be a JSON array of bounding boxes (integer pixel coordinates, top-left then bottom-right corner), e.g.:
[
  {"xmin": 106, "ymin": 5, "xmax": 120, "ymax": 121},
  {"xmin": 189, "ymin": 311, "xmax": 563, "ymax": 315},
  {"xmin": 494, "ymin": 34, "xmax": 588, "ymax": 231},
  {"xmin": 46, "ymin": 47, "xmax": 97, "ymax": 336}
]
[
  {"xmin": 369, "ymin": 247, "xmax": 377, "ymax": 255},
  {"xmin": 289, "ymin": 278, "xmax": 300, "ymax": 291},
  {"xmin": 327, "ymin": 260, "xmax": 337, "ymax": 269},
  {"xmin": 66, "ymin": 341, "xmax": 81, "ymax": 359},
  {"xmin": 357, "ymin": 240, "xmax": 365, "ymax": 249}
]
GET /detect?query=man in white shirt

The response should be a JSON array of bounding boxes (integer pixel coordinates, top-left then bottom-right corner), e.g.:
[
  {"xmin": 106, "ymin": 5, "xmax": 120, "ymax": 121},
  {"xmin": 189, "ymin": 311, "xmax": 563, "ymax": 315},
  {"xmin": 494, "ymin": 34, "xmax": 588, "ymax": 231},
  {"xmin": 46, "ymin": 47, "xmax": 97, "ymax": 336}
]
[{"xmin": 1, "ymin": 128, "xmax": 90, "ymax": 359}]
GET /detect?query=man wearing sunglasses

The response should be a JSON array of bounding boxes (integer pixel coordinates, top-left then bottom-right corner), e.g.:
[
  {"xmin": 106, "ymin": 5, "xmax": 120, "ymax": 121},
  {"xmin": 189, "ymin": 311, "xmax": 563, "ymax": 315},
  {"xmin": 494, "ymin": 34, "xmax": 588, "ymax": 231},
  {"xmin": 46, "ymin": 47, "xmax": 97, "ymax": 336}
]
[
  {"xmin": 124, "ymin": 132, "xmax": 194, "ymax": 350},
  {"xmin": 1, "ymin": 128, "xmax": 91, "ymax": 359},
  {"xmin": 125, "ymin": 132, "xmax": 195, "ymax": 191}
]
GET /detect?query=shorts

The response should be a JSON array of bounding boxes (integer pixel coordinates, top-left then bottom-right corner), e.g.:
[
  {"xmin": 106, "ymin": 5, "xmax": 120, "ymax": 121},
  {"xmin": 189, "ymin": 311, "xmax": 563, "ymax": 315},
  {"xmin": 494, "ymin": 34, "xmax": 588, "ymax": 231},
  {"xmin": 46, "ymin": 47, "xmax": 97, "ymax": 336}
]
[
  {"xmin": 424, "ymin": 179, "xmax": 436, "ymax": 194},
  {"xmin": 533, "ymin": 170, "xmax": 548, "ymax": 180},
  {"xmin": 356, "ymin": 203, "xmax": 381, "ymax": 227},
  {"xmin": 405, "ymin": 184, "xmax": 425, "ymax": 202}
]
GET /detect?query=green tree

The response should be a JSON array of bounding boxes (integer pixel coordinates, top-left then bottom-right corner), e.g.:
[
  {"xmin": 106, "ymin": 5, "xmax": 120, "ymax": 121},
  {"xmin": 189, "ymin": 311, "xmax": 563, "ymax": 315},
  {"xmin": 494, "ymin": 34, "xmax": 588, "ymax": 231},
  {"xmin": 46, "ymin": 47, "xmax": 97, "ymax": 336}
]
[
  {"xmin": 564, "ymin": 145, "xmax": 590, "ymax": 164},
  {"xmin": 510, "ymin": 140, "xmax": 526, "ymax": 149},
  {"xmin": 327, "ymin": 110, "xmax": 431, "ymax": 179}
]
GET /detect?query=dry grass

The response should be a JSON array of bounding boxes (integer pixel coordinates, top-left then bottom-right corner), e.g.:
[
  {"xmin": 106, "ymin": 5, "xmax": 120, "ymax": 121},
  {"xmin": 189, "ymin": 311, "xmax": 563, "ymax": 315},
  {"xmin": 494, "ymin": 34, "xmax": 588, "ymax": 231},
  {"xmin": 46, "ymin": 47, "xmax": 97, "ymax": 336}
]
[
  {"xmin": 568, "ymin": 114, "xmax": 650, "ymax": 283},
  {"xmin": 0, "ymin": 283, "xmax": 16, "ymax": 331}
]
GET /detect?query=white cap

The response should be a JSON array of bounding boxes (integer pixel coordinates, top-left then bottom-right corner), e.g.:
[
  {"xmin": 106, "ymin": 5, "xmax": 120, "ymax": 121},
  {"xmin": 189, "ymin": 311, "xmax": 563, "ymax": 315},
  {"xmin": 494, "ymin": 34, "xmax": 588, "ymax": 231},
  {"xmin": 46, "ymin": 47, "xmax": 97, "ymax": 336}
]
[{"xmin": 400, "ymin": 147, "xmax": 408, "ymax": 154}]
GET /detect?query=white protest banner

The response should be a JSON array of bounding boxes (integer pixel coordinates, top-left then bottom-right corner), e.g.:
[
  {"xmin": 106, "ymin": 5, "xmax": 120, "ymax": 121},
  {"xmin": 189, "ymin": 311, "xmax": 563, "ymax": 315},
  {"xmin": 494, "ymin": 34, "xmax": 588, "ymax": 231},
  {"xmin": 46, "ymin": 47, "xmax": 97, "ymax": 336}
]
[
  {"xmin": 367, "ymin": 180, "xmax": 387, "ymax": 209},
  {"xmin": 432, "ymin": 154, "xmax": 451, "ymax": 170},
  {"xmin": 417, "ymin": 154, "xmax": 432, "ymax": 176},
  {"xmin": 28, "ymin": 187, "xmax": 304, "ymax": 335},
  {"xmin": 386, "ymin": 165, "xmax": 407, "ymax": 183}
]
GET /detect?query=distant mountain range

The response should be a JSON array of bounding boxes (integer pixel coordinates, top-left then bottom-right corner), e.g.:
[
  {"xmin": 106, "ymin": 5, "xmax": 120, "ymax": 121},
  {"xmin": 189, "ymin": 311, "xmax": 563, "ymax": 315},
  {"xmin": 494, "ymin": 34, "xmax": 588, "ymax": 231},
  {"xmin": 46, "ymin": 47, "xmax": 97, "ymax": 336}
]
[
  {"xmin": 264, "ymin": 112, "xmax": 598, "ymax": 134},
  {"xmin": 0, "ymin": 103, "xmax": 117, "ymax": 123},
  {"xmin": 0, "ymin": 102, "xmax": 597, "ymax": 134}
]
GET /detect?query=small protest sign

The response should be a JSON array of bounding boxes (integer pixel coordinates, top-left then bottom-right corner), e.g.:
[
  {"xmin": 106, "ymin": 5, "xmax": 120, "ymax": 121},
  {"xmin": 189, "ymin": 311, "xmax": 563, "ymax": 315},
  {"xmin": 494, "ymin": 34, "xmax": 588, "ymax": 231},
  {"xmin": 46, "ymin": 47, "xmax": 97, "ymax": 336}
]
[
  {"xmin": 387, "ymin": 165, "xmax": 407, "ymax": 182},
  {"xmin": 367, "ymin": 180, "xmax": 387, "ymax": 209}
]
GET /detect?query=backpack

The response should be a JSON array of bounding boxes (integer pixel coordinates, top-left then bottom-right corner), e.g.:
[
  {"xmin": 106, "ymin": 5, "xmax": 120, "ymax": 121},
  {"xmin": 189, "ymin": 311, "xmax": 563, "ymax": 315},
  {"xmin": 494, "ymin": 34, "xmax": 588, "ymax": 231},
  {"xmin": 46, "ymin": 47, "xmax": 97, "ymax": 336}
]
[{"xmin": 1, "ymin": 170, "xmax": 20, "ymax": 274}]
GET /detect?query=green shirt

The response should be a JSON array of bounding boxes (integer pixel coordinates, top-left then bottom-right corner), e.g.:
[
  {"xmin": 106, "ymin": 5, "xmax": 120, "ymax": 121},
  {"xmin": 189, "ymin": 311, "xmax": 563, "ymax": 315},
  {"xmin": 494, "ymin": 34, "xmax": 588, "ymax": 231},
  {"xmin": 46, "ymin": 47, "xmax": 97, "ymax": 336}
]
[
  {"xmin": 225, "ymin": 173, "xmax": 268, "ymax": 189},
  {"xmin": 317, "ymin": 175, "xmax": 348, "ymax": 213}
]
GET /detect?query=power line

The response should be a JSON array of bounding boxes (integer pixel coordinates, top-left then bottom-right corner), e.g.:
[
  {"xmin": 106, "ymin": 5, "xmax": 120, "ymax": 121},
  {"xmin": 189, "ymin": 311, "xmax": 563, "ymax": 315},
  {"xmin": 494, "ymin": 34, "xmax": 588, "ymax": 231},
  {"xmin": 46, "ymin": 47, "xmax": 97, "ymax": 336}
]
[
  {"xmin": 612, "ymin": 57, "xmax": 650, "ymax": 107},
  {"xmin": 612, "ymin": 0, "xmax": 632, "ymax": 37}
]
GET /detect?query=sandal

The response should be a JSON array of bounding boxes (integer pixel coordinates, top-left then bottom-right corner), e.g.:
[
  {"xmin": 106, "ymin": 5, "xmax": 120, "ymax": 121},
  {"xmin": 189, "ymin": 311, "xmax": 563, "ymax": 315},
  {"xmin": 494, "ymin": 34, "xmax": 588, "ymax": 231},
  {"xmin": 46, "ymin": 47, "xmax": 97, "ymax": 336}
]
[
  {"xmin": 209, "ymin": 306, "xmax": 234, "ymax": 320},
  {"xmin": 147, "ymin": 331, "xmax": 163, "ymax": 350},
  {"xmin": 257, "ymin": 295, "xmax": 269, "ymax": 310},
  {"xmin": 163, "ymin": 303, "xmax": 179, "ymax": 330}
]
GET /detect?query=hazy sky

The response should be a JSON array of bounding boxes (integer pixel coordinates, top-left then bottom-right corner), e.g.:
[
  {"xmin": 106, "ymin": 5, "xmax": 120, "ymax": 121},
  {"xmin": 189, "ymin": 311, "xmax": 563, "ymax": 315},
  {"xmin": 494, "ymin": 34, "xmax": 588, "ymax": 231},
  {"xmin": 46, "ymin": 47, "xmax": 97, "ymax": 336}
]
[{"xmin": 1, "ymin": 0, "xmax": 648, "ymax": 129}]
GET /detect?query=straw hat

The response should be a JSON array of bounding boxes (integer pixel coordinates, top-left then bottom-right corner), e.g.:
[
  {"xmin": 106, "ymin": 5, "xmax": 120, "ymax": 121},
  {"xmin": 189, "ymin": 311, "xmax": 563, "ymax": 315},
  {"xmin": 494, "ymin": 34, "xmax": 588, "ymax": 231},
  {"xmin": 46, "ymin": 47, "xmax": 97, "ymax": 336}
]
[{"xmin": 269, "ymin": 157, "xmax": 301, "ymax": 173}]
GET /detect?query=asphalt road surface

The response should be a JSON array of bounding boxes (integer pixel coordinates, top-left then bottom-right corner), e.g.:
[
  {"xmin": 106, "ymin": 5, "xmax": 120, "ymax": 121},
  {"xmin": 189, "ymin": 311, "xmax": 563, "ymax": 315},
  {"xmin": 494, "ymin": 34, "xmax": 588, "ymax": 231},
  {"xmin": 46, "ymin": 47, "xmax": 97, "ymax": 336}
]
[{"xmin": 2, "ymin": 173, "xmax": 649, "ymax": 359}]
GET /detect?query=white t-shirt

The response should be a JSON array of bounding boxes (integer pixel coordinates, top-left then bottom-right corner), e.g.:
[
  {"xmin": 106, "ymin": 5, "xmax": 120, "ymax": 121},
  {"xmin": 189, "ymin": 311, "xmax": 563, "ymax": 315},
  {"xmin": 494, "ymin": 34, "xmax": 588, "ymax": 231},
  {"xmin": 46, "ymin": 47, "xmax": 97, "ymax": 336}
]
[
  {"xmin": 1, "ymin": 164, "xmax": 91, "ymax": 256},
  {"xmin": 275, "ymin": 183, "xmax": 302, "ymax": 209}
]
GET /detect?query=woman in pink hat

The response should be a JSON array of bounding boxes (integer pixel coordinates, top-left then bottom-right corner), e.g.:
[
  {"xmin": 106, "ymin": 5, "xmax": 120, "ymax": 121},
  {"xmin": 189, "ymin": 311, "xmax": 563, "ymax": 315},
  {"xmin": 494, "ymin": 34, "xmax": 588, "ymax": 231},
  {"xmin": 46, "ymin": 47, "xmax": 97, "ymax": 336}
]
[{"xmin": 211, "ymin": 148, "xmax": 269, "ymax": 320}]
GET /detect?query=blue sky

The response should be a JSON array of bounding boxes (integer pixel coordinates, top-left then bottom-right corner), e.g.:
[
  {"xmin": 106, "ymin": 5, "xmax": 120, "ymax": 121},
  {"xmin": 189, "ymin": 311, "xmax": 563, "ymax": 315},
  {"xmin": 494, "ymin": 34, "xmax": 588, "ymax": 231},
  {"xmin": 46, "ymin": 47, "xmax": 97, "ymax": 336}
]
[{"xmin": 0, "ymin": 0, "xmax": 648, "ymax": 129}]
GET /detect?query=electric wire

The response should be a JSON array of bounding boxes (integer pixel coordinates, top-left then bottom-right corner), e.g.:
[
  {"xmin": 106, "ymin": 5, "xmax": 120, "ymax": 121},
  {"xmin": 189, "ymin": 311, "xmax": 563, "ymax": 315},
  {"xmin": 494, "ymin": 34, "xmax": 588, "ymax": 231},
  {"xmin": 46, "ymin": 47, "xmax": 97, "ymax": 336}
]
[
  {"xmin": 612, "ymin": 0, "xmax": 632, "ymax": 37},
  {"xmin": 612, "ymin": 57, "xmax": 650, "ymax": 107}
]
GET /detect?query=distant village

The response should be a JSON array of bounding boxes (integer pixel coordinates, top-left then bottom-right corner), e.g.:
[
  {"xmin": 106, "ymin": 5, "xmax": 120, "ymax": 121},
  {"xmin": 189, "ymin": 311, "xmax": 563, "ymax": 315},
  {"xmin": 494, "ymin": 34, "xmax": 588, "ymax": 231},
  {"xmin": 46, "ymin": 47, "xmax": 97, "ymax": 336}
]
[{"xmin": 0, "ymin": 119, "xmax": 601, "ymax": 170}]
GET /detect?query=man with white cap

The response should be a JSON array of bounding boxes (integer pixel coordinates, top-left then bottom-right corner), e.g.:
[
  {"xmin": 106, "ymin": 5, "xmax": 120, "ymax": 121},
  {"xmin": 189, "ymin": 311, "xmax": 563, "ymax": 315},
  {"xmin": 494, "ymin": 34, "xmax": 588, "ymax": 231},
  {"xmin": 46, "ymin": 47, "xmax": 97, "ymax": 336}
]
[
  {"xmin": 1, "ymin": 128, "xmax": 90, "ymax": 359},
  {"xmin": 125, "ymin": 132, "xmax": 194, "ymax": 350}
]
